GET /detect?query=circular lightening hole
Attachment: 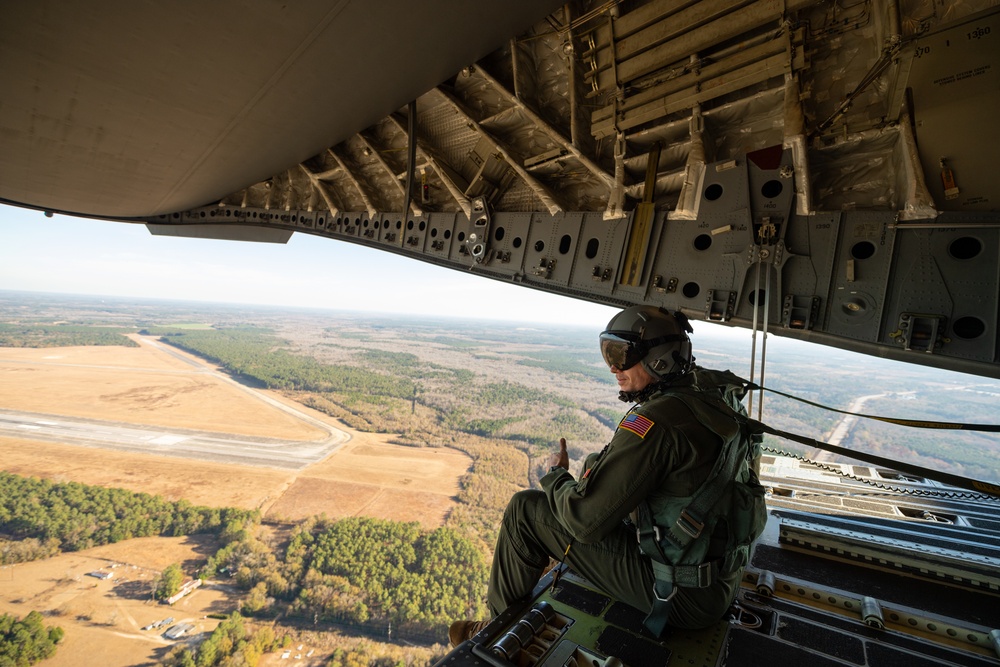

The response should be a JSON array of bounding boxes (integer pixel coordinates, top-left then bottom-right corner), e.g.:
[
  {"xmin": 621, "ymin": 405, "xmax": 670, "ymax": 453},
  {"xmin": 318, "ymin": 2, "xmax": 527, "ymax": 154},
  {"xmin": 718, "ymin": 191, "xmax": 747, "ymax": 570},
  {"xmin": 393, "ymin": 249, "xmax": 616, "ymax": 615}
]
[
  {"xmin": 430, "ymin": 228, "xmax": 438, "ymax": 238},
  {"xmin": 444, "ymin": 230, "xmax": 451, "ymax": 240},
  {"xmin": 494, "ymin": 227, "xmax": 506, "ymax": 242},
  {"xmin": 407, "ymin": 220, "xmax": 414, "ymax": 230},
  {"xmin": 585, "ymin": 238, "xmax": 600, "ymax": 259},
  {"xmin": 949, "ymin": 236, "xmax": 982, "ymax": 260},
  {"xmin": 457, "ymin": 231, "xmax": 466, "ymax": 242},
  {"xmin": 851, "ymin": 241, "xmax": 876, "ymax": 260},
  {"xmin": 535, "ymin": 240, "xmax": 545, "ymax": 252},
  {"xmin": 761, "ymin": 180, "xmax": 783, "ymax": 198},
  {"xmin": 419, "ymin": 221, "xmax": 426, "ymax": 231},
  {"xmin": 682, "ymin": 282, "xmax": 700, "ymax": 298},
  {"xmin": 952, "ymin": 317, "xmax": 985, "ymax": 339},
  {"xmin": 748, "ymin": 290, "xmax": 766, "ymax": 306},
  {"xmin": 513, "ymin": 237, "xmax": 523, "ymax": 249},
  {"xmin": 704, "ymin": 184, "xmax": 723, "ymax": 201},
  {"xmin": 694, "ymin": 234, "xmax": 712, "ymax": 251}
]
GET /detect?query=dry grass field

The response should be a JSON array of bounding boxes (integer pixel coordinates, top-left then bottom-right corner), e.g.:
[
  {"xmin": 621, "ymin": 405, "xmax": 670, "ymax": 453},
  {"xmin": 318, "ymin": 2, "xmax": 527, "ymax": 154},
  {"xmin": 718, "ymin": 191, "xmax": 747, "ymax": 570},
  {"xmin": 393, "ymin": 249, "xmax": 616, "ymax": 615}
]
[
  {"xmin": 0, "ymin": 536, "xmax": 235, "ymax": 667},
  {"xmin": 0, "ymin": 338, "xmax": 326, "ymax": 439},
  {"xmin": 0, "ymin": 338, "xmax": 471, "ymax": 665},
  {"xmin": 0, "ymin": 340, "xmax": 470, "ymax": 524}
]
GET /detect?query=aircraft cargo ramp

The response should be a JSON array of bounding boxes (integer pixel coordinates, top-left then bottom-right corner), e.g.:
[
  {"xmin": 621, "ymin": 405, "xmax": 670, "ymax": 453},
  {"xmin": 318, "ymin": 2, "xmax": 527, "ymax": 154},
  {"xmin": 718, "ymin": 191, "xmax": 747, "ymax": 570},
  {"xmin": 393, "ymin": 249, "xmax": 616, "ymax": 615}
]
[{"xmin": 437, "ymin": 455, "xmax": 1000, "ymax": 667}]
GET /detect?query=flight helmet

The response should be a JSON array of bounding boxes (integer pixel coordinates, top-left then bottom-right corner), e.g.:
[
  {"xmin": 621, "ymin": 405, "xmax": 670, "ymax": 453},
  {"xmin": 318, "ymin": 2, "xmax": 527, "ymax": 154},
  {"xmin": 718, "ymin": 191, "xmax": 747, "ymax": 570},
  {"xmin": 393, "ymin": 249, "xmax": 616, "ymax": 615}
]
[{"xmin": 600, "ymin": 306, "xmax": 694, "ymax": 382}]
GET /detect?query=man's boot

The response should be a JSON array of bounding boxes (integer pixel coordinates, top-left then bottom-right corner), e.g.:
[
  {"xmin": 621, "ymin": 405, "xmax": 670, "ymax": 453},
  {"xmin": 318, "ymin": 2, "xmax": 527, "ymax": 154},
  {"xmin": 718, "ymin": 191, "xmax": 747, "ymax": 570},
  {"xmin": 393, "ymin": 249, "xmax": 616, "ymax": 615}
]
[{"xmin": 448, "ymin": 619, "xmax": 491, "ymax": 647}]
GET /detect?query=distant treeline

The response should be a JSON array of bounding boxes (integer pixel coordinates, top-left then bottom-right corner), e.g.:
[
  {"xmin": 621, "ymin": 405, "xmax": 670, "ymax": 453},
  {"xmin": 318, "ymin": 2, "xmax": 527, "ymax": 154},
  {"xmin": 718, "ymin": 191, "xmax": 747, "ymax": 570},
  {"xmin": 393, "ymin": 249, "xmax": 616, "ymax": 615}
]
[
  {"xmin": 155, "ymin": 328, "xmax": 608, "ymax": 450},
  {"xmin": 155, "ymin": 329, "xmax": 417, "ymax": 399},
  {"xmin": 0, "ymin": 323, "xmax": 137, "ymax": 348},
  {"xmin": 0, "ymin": 472, "xmax": 257, "ymax": 564},
  {"xmin": 513, "ymin": 349, "xmax": 613, "ymax": 384},
  {"xmin": 0, "ymin": 611, "xmax": 63, "ymax": 667},
  {"xmin": 203, "ymin": 515, "xmax": 488, "ymax": 638}
]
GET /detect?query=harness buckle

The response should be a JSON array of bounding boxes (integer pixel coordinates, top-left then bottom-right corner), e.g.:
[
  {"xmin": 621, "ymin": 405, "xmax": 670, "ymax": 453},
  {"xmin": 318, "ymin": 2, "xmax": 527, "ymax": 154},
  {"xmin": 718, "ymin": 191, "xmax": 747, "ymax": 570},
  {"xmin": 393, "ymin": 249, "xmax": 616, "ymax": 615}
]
[
  {"xmin": 676, "ymin": 510, "xmax": 705, "ymax": 540},
  {"xmin": 652, "ymin": 582, "xmax": 678, "ymax": 603},
  {"xmin": 696, "ymin": 561, "xmax": 714, "ymax": 587},
  {"xmin": 635, "ymin": 524, "xmax": 664, "ymax": 544}
]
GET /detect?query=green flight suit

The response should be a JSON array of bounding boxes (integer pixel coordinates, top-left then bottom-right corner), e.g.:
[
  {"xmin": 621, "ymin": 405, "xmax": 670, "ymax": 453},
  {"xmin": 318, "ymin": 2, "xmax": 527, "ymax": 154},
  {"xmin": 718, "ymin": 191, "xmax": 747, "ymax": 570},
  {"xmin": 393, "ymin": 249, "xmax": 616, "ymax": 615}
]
[{"xmin": 487, "ymin": 369, "xmax": 746, "ymax": 629}]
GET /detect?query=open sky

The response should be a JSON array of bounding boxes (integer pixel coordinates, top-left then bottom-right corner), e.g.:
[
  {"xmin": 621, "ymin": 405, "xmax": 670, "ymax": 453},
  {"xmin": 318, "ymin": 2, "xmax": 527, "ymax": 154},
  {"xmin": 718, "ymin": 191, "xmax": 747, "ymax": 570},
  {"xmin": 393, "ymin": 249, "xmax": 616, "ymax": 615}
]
[{"xmin": 0, "ymin": 203, "xmax": 625, "ymax": 327}]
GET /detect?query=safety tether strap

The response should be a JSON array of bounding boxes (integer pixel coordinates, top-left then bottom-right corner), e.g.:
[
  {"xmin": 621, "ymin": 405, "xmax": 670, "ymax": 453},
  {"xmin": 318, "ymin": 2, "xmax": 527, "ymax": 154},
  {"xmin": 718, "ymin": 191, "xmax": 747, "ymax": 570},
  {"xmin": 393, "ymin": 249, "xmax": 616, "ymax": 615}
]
[
  {"xmin": 743, "ymin": 380, "xmax": 1000, "ymax": 433},
  {"xmin": 734, "ymin": 376, "xmax": 1000, "ymax": 499}
]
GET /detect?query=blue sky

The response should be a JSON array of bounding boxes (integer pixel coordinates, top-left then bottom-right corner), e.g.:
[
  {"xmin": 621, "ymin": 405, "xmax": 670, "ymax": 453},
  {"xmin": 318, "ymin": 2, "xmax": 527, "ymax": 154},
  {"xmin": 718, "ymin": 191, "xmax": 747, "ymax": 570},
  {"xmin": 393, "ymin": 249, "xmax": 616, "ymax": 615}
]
[{"xmin": 0, "ymin": 203, "xmax": 625, "ymax": 327}]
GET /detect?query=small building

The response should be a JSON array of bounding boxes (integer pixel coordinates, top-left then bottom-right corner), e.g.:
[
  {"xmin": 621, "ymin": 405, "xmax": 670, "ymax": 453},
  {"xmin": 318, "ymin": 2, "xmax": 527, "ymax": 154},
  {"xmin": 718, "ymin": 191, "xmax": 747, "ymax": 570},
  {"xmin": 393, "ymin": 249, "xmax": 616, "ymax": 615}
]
[
  {"xmin": 164, "ymin": 623, "xmax": 194, "ymax": 640},
  {"xmin": 165, "ymin": 578, "xmax": 202, "ymax": 605}
]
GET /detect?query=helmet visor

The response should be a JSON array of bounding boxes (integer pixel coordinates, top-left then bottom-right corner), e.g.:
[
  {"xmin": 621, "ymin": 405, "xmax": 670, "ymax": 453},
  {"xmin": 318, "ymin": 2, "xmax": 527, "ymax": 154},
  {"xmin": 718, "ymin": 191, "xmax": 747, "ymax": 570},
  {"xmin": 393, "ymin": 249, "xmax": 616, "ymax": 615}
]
[{"xmin": 599, "ymin": 332, "xmax": 643, "ymax": 370}]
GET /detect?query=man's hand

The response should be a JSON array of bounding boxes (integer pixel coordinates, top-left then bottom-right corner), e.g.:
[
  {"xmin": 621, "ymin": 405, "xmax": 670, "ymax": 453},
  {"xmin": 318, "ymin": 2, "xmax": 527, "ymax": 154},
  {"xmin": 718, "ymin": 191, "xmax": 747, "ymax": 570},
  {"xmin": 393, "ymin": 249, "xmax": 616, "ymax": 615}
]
[{"xmin": 547, "ymin": 438, "xmax": 569, "ymax": 470}]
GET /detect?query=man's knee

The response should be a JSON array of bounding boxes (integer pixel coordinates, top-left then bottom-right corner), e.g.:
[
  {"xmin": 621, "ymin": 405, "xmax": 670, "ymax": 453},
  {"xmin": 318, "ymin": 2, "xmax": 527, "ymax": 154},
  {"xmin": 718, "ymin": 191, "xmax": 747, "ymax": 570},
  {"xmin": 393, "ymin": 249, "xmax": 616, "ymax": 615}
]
[{"xmin": 503, "ymin": 488, "xmax": 547, "ymax": 524}]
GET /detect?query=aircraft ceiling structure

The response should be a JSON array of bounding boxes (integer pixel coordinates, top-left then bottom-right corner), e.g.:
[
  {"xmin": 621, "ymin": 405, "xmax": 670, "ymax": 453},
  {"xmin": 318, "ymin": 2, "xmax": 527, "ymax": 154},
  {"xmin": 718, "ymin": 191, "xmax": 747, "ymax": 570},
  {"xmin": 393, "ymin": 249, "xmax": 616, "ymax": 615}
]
[{"xmin": 2, "ymin": 0, "xmax": 999, "ymax": 380}]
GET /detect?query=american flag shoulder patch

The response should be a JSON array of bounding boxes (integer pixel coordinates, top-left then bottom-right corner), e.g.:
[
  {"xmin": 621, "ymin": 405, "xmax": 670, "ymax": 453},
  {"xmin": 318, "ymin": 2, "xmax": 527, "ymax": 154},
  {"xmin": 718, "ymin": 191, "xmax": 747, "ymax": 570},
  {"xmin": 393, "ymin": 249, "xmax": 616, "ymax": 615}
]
[{"xmin": 619, "ymin": 413, "xmax": 654, "ymax": 438}]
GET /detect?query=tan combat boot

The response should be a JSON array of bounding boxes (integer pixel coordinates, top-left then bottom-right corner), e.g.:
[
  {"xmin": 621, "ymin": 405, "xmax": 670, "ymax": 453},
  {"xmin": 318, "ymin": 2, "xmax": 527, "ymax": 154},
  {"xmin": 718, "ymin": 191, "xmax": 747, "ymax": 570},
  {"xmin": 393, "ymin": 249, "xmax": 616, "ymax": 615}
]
[{"xmin": 448, "ymin": 619, "xmax": 491, "ymax": 647}]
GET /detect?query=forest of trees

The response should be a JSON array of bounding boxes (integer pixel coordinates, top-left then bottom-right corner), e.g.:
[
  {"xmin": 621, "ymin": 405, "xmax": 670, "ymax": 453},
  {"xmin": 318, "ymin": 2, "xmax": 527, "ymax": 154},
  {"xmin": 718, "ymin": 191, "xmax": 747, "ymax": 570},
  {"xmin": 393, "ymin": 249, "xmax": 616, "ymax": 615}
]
[
  {"xmin": 0, "ymin": 323, "xmax": 137, "ymax": 348},
  {"xmin": 155, "ymin": 328, "xmax": 610, "ymax": 457},
  {"xmin": 202, "ymin": 516, "xmax": 488, "ymax": 638},
  {"xmin": 152, "ymin": 328, "xmax": 417, "ymax": 400},
  {"xmin": 0, "ymin": 472, "xmax": 257, "ymax": 563},
  {"xmin": 0, "ymin": 611, "xmax": 63, "ymax": 667}
]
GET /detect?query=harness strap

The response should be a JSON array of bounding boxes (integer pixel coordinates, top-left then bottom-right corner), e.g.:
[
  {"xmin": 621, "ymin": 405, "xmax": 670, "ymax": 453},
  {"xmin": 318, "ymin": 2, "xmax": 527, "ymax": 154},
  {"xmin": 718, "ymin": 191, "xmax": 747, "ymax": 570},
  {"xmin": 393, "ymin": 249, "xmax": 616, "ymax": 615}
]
[
  {"xmin": 636, "ymin": 388, "xmax": 748, "ymax": 636},
  {"xmin": 651, "ymin": 557, "xmax": 722, "ymax": 588},
  {"xmin": 658, "ymin": 392, "xmax": 745, "ymax": 550},
  {"xmin": 646, "ymin": 572, "xmax": 675, "ymax": 638}
]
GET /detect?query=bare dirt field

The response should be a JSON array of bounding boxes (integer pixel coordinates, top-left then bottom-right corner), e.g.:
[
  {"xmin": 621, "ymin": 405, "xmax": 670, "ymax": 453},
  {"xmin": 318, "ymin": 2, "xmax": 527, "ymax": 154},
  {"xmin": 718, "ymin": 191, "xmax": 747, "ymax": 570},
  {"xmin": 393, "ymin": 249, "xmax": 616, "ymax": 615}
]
[
  {"xmin": 0, "ymin": 536, "xmax": 235, "ymax": 667},
  {"xmin": 0, "ymin": 340, "xmax": 471, "ymax": 665},
  {"xmin": 0, "ymin": 535, "xmax": 371, "ymax": 667},
  {"xmin": 0, "ymin": 340, "xmax": 326, "ymax": 440},
  {"xmin": 0, "ymin": 437, "xmax": 296, "ymax": 509},
  {"xmin": 265, "ymin": 440, "xmax": 470, "ymax": 527}
]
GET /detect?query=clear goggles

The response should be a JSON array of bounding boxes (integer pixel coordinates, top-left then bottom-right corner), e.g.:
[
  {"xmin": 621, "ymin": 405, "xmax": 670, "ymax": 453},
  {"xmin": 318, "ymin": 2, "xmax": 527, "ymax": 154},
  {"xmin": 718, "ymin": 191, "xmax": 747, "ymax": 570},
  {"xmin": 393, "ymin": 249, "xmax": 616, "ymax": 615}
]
[{"xmin": 599, "ymin": 331, "xmax": 686, "ymax": 371}]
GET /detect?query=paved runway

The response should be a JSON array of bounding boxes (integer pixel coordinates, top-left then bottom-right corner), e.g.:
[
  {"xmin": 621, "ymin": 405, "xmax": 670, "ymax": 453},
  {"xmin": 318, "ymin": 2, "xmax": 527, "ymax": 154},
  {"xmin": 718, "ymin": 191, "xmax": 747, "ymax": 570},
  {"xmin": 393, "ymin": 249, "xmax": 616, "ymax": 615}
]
[
  {"xmin": 0, "ymin": 335, "xmax": 351, "ymax": 470},
  {"xmin": 0, "ymin": 408, "xmax": 348, "ymax": 470}
]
